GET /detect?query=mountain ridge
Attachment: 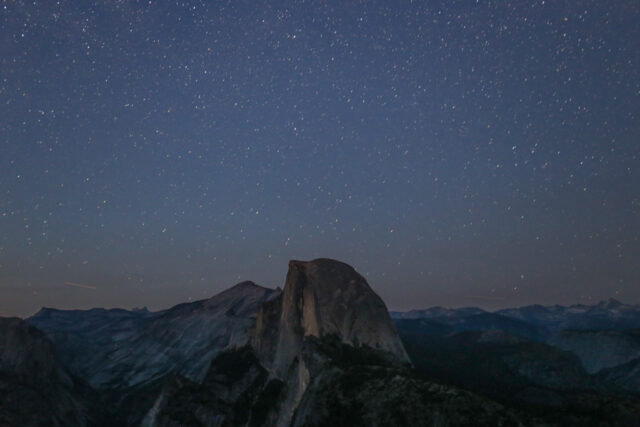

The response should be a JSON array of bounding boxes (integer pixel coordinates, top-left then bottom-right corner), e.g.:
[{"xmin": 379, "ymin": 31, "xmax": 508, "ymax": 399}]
[{"xmin": 2, "ymin": 260, "xmax": 638, "ymax": 425}]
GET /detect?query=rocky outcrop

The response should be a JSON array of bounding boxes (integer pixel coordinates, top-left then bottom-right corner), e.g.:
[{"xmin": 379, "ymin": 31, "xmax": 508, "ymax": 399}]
[
  {"xmin": 0, "ymin": 317, "xmax": 88, "ymax": 426},
  {"xmin": 253, "ymin": 259, "xmax": 409, "ymax": 376},
  {"xmin": 248, "ymin": 259, "xmax": 412, "ymax": 426}
]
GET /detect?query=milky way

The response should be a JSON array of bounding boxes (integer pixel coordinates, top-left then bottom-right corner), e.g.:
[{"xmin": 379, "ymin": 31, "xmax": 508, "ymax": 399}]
[{"xmin": 1, "ymin": 1, "xmax": 638, "ymax": 316}]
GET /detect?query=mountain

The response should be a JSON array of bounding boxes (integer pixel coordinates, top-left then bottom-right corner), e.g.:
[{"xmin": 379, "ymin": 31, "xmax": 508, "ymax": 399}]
[
  {"xmin": 549, "ymin": 329, "xmax": 640, "ymax": 373},
  {"xmin": 7, "ymin": 260, "xmax": 640, "ymax": 426},
  {"xmin": 392, "ymin": 300, "xmax": 640, "ymax": 375},
  {"xmin": 446, "ymin": 312, "xmax": 548, "ymax": 341},
  {"xmin": 395, "ymin": 318, "xmax": 592, "ymax": 392},
  {"xmin": 252, "ymin": 259, "xmax": 409, "ymax": 375},
  {"xmin": 144, "ymin": 259, "xmax": 540, "ymax": 426},
  {"xmin": 250, "ymin": 258, "xmax": 411, "ymax": 425},
  {"xmin": 391, "ymin": 306, "xmax": 486, "ymax": 320},
  {"xmin": 392, "ymin": 307, "xmax": 548, "ymax": 341},
  {"xmin": 395, "ymin": 318, "xmax": 640, "ymax": 426},
  {"xmin": 0, "ymin": 317, "xmax": 88, "ymax": 426},
  {"xmin": 29, "ymin": 281, "xmax": 279, "ymax": 390},
  {"xmin": 598, "ymin": 356, "xmax": 640, "ymax": 392},
  {"xmin": 28, "ymin": 281, "xmax": 280, "ymax": 424},
  {"xmin": 394, "ymin": 299, "xmax": 640, "ymax": 334},
  {"xmin": 497, "ymin": 299, "xmax": 640, "ymax": 332},
  {"xmin": 28, "ymin": 306, "xmax": 160, "ymax": 389}
]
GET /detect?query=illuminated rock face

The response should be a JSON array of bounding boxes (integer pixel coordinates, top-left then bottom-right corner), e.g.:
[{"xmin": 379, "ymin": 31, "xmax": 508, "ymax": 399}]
[{"xmin": 253, "ymin": 258, "xmax": 409, "ymax": 376}]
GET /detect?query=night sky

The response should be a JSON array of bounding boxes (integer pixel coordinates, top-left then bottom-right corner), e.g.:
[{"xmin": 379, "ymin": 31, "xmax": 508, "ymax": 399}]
[{"xmin": 1, "ymin": 1, "xmax": 639, "ymax": 318}]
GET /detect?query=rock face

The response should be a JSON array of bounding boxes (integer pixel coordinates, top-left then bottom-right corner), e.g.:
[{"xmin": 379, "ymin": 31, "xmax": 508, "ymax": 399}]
[
  {"xmin": 247, "ymin": 259, "xmax": 413, "ymax": 426},
  {"xmin": 29, "ymin": 281, "xmax": 279, "ymax": 390},
  {"xmin": 28, "ymin": 306, "xmax": 160, "ymax": 389},
  {"xmin": 0, "ymin": 317, "xmax": 88, "ymax": 426},
  {"xmin": 253, "ymin": 259, "xmax": 409, "ymax": 376},
  {"xmin": 28, "ymin": 281, "xmax": 279, "ymax": 425}
]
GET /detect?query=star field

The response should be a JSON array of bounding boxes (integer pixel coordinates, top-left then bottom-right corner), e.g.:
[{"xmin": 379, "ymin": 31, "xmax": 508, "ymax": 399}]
[{"xmin": 1, "ymin": 0, "xmax": 638, "ymax": 317}]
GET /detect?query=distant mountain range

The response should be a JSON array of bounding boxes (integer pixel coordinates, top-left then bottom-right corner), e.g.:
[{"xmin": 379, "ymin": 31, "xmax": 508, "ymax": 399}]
[
  {"xmin": 497, "ymin": 298, "xmax": 640, "ymax": 332},
  {"xmin": 392, "ymin": 298, "xmax": 640, "ymax": 333},
  {"xmin": 391, "ymin": 299, "xmax": 640, "ymax": 379},
  {"xmin": 390, "ymin": 298, "xmax": 640, "ymax": 425},
  {"xmin": 1, "ymin": 260, "xmax": 639, "ymax": 426}
]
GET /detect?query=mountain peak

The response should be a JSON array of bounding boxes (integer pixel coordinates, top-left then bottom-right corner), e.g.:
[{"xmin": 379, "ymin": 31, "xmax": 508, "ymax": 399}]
[
  {"xmin": 203, "ymin": 280, "xmax": 272, "ymax": 302},
  {"xmin": 601, "ymin": 298, "xmax": 624, "ymax": 309},
  {"xmin": 229, "ymin": 280, "xmax": 261, "ymax": 290},
  {"xmin": 200, "ymin": 280, "xmax": 278, "ymax": 314},
  {"xmin": 253, "ymin": 258, "xmax": 409, "ymax": 376},
  {"xmin": 32, "ymin": 307, "xmax": 57, "ymax": 316}
]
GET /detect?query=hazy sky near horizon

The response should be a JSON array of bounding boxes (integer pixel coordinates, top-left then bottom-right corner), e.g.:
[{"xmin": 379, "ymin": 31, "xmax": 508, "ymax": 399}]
[{"xmin": 1, "ymin": 0, "xmax": 639, "ymax": 317}]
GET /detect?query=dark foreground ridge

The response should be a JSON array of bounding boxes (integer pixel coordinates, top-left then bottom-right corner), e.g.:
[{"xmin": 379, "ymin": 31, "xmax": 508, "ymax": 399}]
[{"xmin": 1, "ymin": 258, "xmax": 638, "ymax": 426}]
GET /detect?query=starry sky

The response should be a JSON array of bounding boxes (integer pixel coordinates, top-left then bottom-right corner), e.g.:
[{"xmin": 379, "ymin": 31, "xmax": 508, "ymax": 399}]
[{"xmin": 1, "ymin": 0, "xmax": 639, "ymax": 317}]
